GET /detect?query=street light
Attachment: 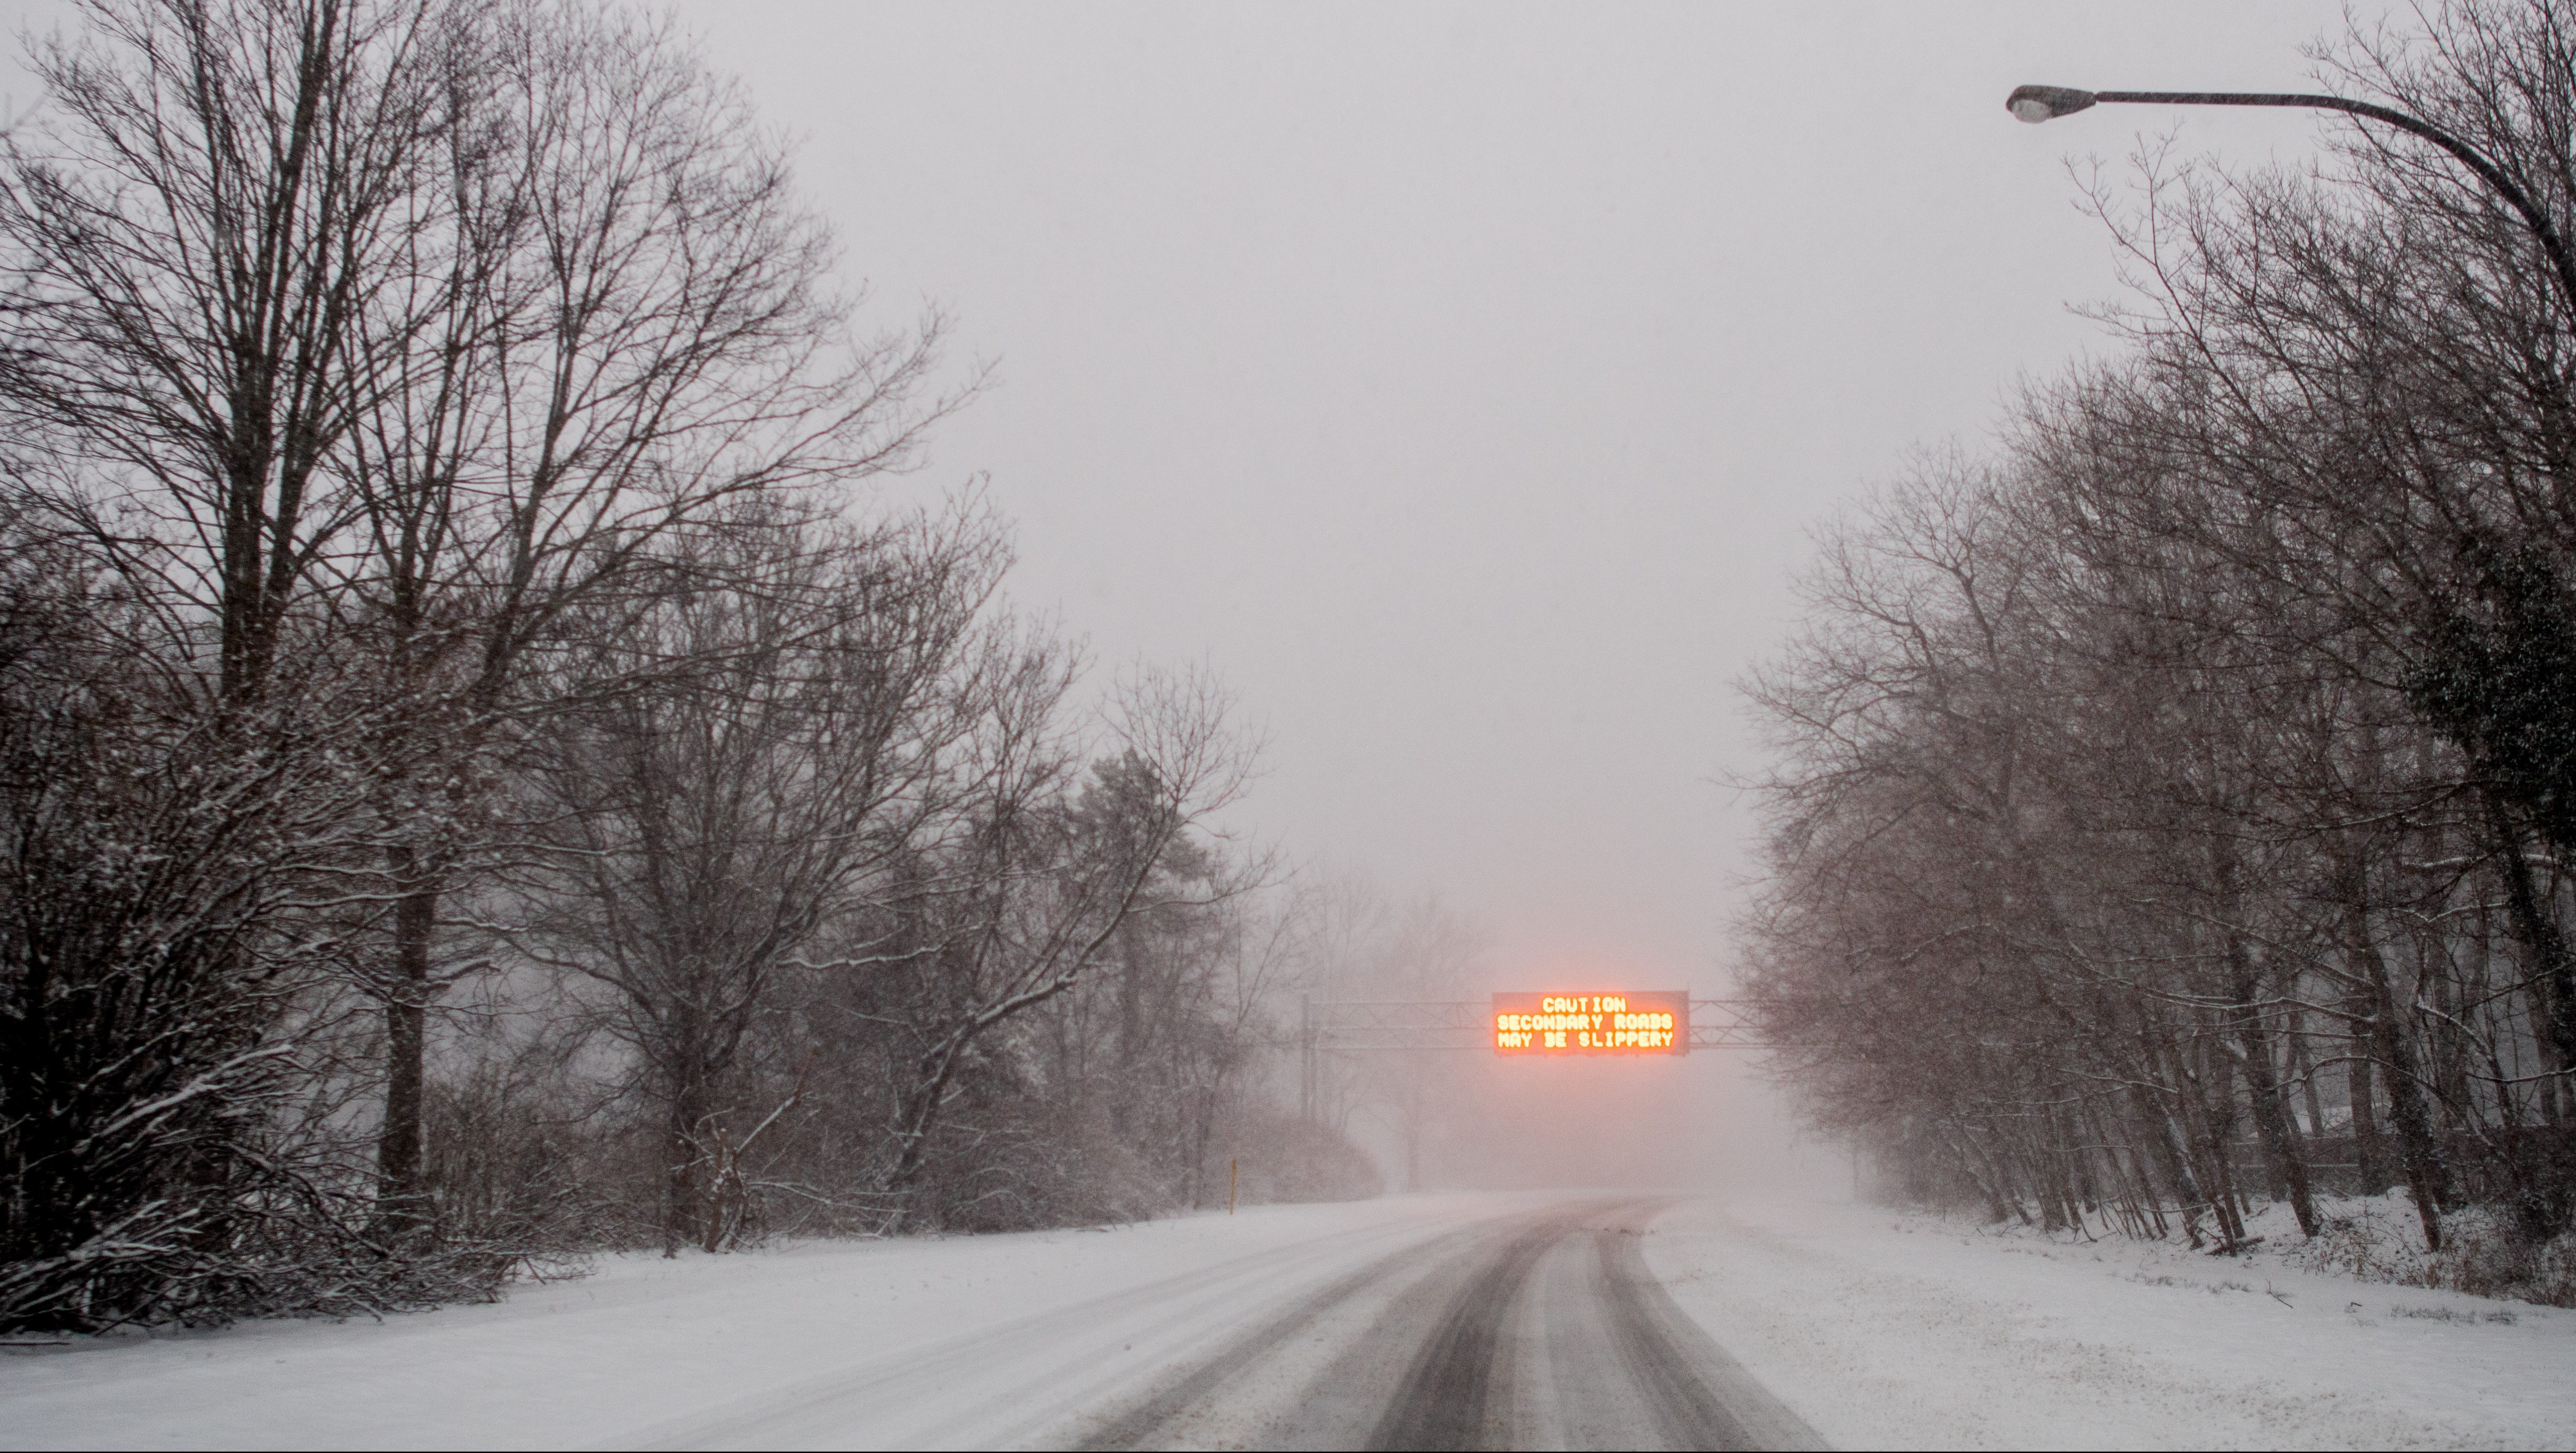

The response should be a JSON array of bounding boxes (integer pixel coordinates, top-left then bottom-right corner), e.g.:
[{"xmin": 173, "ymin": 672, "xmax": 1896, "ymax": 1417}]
[{"xmin": 2004, "ymin": 83, "xmax": 2576, "ymax": 325}]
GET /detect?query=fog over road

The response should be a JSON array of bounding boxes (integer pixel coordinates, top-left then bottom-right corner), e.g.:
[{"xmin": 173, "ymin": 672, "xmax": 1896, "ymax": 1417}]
[{"xmin": 623, "ymin": 1197, "xmax": 1818, "ymax": 1452}]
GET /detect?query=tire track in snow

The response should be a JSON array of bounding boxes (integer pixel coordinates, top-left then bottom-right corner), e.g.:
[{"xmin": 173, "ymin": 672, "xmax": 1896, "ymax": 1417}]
[
  {"xmin": 1363, "ymin": 1208, "xmax": 1589, "ymax": 1450},
  {"xmin": 1588, "ymin": 1203, "xmax": 1824, "ymax": 1451},
  {"xmin": 1068, "ymin": 1218, "xmax": 1502, "ymax": 1451},
  {"xmin": 1082, "ymin": 1196, "xmax": 1825, "ymax": 1452},
  {"xmin": 610, "ymin": 1196, "xmax": 1821, "ymax": 1451}
]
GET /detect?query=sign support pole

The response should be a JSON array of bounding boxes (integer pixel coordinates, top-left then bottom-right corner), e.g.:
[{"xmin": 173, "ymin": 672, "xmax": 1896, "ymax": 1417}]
[{"xmin": 1299, "ymin": 995, "xmax": 1316, "ymax": 1125}]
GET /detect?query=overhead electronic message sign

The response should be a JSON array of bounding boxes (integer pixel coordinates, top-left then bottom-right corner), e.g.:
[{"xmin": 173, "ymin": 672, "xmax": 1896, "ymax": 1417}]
[{"xmin": 1491, "ymin": 991, "xmax": 1689, "ymax": 1055}]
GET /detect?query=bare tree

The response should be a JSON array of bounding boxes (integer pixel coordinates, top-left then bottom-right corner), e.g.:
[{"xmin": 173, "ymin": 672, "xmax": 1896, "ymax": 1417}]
[
  {"xmin": 860, "ymin": 667, "xmax": 1258, "ymax": 1220},
  {"xmin": 0, "ymin": 0, "xmax": 1335, "ymax": 1323},
  {"xmin": 0, "ymin": 0, "xmax": 461, "ymax": 702},
  {"xmin": 498, "ymin": 506, "xmax": 1004, "ymax": 1252},
  {"xmin": 335, "ymin": 0, "xmax": 968, "ymax": 1220}
]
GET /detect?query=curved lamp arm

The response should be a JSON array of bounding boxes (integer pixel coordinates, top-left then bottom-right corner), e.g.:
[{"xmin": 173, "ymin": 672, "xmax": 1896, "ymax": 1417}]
[{"xmin": 2006, "ymin": 83, "xmax": 2576, "ymax": 327}]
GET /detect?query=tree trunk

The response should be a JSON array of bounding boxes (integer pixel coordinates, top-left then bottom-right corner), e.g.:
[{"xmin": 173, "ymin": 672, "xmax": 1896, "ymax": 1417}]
[
  {"xmin": 2343, "ymin": 888, "xmax": 2452, "ymax": 1250},
  {"xmin": 374, "ymin": 881, "xmax": 438, "ymax": 1232},
  {"xmin": 2289, "ymin": 1014, "xmax": 2329, "ymax": 1142},
  {"xmin": 664, "ymin": 1057, "xmax": 713, "ymax": 1257},
  {"xmin": 2491, "ymin": 798, "xmax": 2576, "ymax": 1095},
  {"xmin": 2227, "ymin": 935, "xmax": 2320, "ymax": 1236},
  {"xmin": 2346, "ymin": 995, "xmax": 2385, "ymax": 1193}
]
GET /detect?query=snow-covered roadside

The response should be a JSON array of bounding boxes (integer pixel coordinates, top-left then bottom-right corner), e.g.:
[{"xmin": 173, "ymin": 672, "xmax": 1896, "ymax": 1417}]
[
  {"xmin": 0, "ymin": 1194, "xmax": 1519, "ymax": 1451},
  {"xmin": 1647, "ymin": 1197, "xmax": 2576, "ymax": 1450}
]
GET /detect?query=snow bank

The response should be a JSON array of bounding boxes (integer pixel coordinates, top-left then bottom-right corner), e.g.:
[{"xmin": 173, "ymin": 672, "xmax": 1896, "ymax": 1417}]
[
  {"xmin": 2277, "ymin": 1193, "xmax": 2576, "ymax": 1307},
  {"xmin": 1646, "ymin": 1196, "xmax": 2576, "ymax": 1450}
]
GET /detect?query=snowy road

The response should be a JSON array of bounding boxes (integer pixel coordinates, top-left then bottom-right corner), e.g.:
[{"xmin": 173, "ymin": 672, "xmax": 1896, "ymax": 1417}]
[
  {"xmin": 14, "ymin": 1190, "xmax": 2571, "ymax": 1449},
  {"xmin": 622, "ymin": 1196, "xmax": 1818, "ymax": 1450}
]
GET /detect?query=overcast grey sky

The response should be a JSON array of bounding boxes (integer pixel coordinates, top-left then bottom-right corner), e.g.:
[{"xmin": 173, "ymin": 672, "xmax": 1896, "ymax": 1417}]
[
  {"xmin": 643, "ymin": 1, "xmax": 2370, "ymax": 998},
  {"xmin": 0, "ymin": 0, "xmax": 2399, "ymax": 1188},
  {"xmin": 0, "ymin": 0, "xmax": 2373, "ymax": 996}
]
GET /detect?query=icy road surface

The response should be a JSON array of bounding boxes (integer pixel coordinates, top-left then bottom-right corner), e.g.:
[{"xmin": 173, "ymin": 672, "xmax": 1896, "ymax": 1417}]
[{"xmin": 7, "ymin": 1191, "xmax": 2575, "ymax": 1449}]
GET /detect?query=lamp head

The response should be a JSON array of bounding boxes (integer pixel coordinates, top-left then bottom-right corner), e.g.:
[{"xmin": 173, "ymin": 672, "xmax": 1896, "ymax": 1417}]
[{"xmin": 2006, "ymin": 85, "xmax": 2097, "ymax": 124}]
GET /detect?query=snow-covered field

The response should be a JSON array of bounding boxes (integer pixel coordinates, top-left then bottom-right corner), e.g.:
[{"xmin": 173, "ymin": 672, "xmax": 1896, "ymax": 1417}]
[{"xmin": 1, "ymin": 1191, "xmax": 2569, "ymax": 1450}]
